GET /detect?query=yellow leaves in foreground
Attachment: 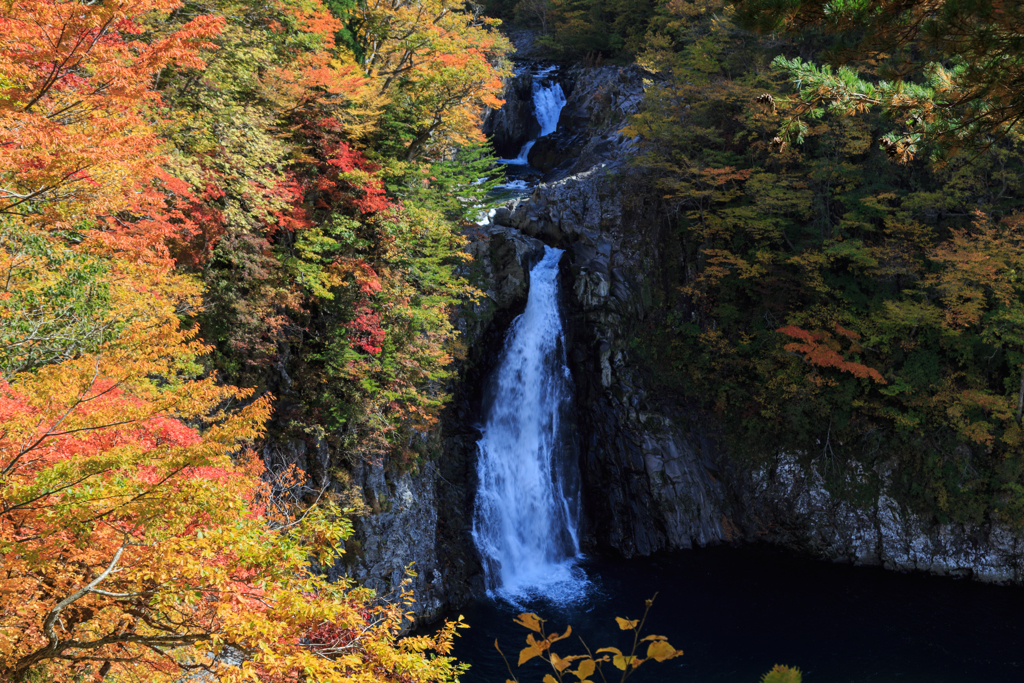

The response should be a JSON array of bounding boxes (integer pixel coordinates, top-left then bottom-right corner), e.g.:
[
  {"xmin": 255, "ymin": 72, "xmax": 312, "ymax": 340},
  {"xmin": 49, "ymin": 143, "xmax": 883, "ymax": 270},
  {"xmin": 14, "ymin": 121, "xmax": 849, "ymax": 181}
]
[
  {"xmin": 614, "ymin": 617, "xmax": 639, "ymax": 630},
  {"xmin": 496, "ymin": 595, "xmax": 683, "ymax": 683},
  {"xmin": 514, "ymin": 612, "xmax": 545, "ymax": 633}
]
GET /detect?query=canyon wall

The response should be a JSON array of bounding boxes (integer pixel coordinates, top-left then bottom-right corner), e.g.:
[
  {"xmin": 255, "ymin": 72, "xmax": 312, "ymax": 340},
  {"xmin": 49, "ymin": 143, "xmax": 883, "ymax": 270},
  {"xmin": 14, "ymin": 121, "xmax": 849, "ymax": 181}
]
[
  {"xmin": 478, "ymin": 60, "xmax": 1024, "ymax": 586},
  {"xmin": 338, "ymin": 57, "xmax": 1023, "ymax": 623}
]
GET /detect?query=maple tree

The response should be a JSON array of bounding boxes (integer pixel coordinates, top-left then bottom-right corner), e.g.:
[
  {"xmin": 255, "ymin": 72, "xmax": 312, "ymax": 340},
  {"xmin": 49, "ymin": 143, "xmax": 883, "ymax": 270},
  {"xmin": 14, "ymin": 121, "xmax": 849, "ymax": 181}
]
[
  {"xmin": 357, "ymin": 0, "xmax": 512, "ymax": 159},
  {"xmin": 0, "ymin": 0, "xmax": 221, "ymax": 251},
  {"xmin": 0, "ymin": 364, "xmax": 466, "ymax": 682},
  {"xmin": 0, "ymin": 208, "xmax": 468, "ymax": 683},
  {"xmin": 136, "ymin": 0, "xmax": 506, "ymax": 452},
  {"xmin": 1, "ymin": 0, "xmax": 492, "ymax": 678}
]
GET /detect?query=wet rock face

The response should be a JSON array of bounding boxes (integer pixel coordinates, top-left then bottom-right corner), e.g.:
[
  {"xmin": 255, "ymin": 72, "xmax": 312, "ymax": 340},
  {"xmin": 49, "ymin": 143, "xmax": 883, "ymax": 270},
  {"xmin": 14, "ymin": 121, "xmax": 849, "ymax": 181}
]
[
  {"xmin": 537, "ymin": 173, "xmax": 730, "ymax": 557},
  {"xmin": 735, "ymin": 455, "xmax": 1024, "ymax": 584},
  {"xmin": 527, "ymin": 64, "xmax": 645, "ymax": 179},
  {"xmin": 481, "ymin": 62, "xmax": 733, "ymax": 558},
  {"xmin": 349, "ymin": 457, "xmax": 448, "ymax": 621}
]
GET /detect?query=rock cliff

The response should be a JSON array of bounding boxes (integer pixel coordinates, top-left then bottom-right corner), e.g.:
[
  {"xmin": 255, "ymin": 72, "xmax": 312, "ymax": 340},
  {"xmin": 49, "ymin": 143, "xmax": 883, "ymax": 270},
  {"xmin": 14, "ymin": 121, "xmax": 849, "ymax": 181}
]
[
  {"xmin": 342, "ymin": 54, "xmax": 1023, "ymax": 624},
  {"xmin": 344, "ymin": 224, "xmax": 546, "ymax": 622},
  {"xmin": 480, "ymin": 59, "xmax": 1024, "ymax": 585},
  {"xmin": 736, "ymin": 455, "xmax": 1024, "ymax": 583}
]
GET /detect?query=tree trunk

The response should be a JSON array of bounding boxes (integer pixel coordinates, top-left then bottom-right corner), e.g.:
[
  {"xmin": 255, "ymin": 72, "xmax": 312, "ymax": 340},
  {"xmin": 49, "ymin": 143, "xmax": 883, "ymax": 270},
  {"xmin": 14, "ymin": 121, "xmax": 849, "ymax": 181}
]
[{"xmin": 1016, "ymin": 367, "xmax": 1024, "ymax": 423}]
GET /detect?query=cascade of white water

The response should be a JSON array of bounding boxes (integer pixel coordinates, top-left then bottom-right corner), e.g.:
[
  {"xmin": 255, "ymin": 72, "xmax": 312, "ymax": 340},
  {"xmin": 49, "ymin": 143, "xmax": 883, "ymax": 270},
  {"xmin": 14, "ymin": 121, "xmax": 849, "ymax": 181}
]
[
  {"xmin": 472, "ymin": 246, "xmax": 587, "ymax": 603},
  {"xmin": 533, "ymin": 68, "xmax": 566, "ymax": 137},
  {"xmin": 499, "ymin": 66, "xmax": 567, "ymax": 166}
]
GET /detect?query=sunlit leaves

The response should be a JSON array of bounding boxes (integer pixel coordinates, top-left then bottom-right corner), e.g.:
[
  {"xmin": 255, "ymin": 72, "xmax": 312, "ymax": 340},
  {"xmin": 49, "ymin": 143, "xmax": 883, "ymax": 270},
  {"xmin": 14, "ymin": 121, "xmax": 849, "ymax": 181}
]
[
  {"xmin": 515, "ymin": 613, "xmax": 545, "ymax": 633},
  {"xmin": 0, "ymin": 0, "xmax": 222, "ymax": 235},
  {"xmin": 0, "ymin": 0, "xmax": 486, "ymax": 678},
  {"xmin": 645, "ymin": 639, "xmax": 683, "ymax": 662},
  {"xmin": 499, "ymin": 596, "xmax": 681, "ymax": 683},
  {"xmin": 614, "ymin": 617, "xmax": 638, "ymax": 630},
  {"xmin": 358, "ymin": 0, "xmax": 512, "ymax": 159}
]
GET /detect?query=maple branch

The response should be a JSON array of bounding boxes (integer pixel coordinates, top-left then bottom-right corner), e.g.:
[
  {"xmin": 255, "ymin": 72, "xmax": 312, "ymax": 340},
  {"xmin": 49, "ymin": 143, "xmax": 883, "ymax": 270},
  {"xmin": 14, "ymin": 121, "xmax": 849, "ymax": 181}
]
[
  {"xmin": 3, "ymin": 369, "xmax": 118, "ymax": 477},
  {"xmin": 41, "ymin": 543, "xmax": 127, "ymax": 647},
  {"xmin": 23, "ymin": 14, "xmax": 117, "ymax": 113},
  {"xmin": 0, "ymin": 164, "xmax": 95, "ymax": 213},
  {"xmin": 3, "ymin": 468, "xmax": 113, "ymax": 515},
  {"xmin": 88, "ymin": 588, "xmax": 146, "ymax": 599}
]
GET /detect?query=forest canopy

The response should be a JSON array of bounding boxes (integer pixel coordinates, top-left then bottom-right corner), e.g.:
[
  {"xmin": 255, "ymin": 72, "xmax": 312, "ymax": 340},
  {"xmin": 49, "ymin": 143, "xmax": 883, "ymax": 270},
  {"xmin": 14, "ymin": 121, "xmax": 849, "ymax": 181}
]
[
  {"xmin": 733, "ymin": 0, "xmax": 1024, "ymax": 164},
  {"xmin": 1, "ymin": 0, "xmax": 507, "ymax": 679},
  {"xmin": 7, "ymin": 0, "xmax": 1024, "ymax": 679}
]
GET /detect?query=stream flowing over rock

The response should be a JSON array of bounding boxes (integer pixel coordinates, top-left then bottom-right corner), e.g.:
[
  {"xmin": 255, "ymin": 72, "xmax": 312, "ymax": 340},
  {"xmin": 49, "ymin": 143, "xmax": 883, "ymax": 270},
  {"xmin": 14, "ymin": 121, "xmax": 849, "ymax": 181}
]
[{"xmin": 297, "ymin": 53, "xmax": 1024, "ymax": 623}]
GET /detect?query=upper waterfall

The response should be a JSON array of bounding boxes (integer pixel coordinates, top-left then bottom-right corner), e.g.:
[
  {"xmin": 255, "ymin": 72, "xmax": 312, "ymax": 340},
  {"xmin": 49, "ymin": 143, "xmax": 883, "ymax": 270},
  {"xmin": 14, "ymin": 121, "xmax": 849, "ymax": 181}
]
[
  {"xmin": 500, "ymin": 65, "xmax": 567, "ymax": 166},
  {"xmin": 471, "ymin": 246, "xmax": 587, "ymax": 604}
]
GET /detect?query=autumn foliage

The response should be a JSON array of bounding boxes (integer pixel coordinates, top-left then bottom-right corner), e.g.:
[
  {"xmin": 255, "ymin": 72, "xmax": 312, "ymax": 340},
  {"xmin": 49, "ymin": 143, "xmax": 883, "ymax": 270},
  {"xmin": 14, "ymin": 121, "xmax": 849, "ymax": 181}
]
[
  {"xmin": 778, "ymin": 324, "xmax": 886, "ymax": 384},
  {"xmin": 1, "ymin": 0, "xmax": 507, "ymax": 678},
  {"xmin": 619, "ymin": 0, "xmax": 1024, "ymax": 525},
  {"xmin": 496, "ymin": 597, "xmax": 684, "ymax": 683}
]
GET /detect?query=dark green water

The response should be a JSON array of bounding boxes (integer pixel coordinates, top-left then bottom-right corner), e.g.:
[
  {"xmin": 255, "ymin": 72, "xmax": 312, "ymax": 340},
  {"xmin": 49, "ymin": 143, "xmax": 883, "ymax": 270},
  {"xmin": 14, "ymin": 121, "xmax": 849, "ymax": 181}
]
[{"xmin": 450, "ymin": 545, "xmax": 1024, "ymax": 683}]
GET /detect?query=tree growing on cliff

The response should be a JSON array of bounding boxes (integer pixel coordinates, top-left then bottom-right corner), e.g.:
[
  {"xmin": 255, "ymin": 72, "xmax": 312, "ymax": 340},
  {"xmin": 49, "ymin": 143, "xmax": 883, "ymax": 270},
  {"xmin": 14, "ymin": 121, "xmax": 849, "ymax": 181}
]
[
  {"xmin": 0, "ymin": 1, "xmax": 473, "ymax": 678},
  {"xmin": 0, "ymin": 191, "xmax": 468, "ymax": 683}
]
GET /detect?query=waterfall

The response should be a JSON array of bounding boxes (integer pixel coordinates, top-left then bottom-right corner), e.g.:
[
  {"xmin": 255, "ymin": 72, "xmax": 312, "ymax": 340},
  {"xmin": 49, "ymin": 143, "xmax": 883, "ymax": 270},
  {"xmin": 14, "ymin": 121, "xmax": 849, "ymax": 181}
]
[
  {"xmin": 472, "ymin": 246, "xmax": 588, "ymax": 604},
  {"xmin": 500, "ymin": 66, "xmax": 568, "ymax": 166},
  {"xmin": 533, "ymin": 68, "xmax": 566, "ymax": 138}
]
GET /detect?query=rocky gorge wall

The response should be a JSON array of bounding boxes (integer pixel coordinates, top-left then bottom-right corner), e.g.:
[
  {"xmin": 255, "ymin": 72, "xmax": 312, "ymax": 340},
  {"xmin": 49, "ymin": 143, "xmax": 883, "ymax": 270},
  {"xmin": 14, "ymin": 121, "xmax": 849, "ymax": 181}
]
[
  {"xmin": 476, "ymin": 58, "xmax": 1024, "ymax": 586},
  {"xmin": 341, "ymin": 223, "xmax": 552, "ymax": 623},
  {"xmin": 333, "ymin": 52, "xmax": 1024, "ymax": 624}
]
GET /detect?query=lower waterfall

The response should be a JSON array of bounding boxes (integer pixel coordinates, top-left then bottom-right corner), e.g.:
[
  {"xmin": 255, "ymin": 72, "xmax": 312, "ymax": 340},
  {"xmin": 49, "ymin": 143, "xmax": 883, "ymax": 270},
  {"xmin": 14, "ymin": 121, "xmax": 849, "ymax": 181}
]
[{"xmin": 471, "ymin": 246, "xmax": 587, "ymax": 603}]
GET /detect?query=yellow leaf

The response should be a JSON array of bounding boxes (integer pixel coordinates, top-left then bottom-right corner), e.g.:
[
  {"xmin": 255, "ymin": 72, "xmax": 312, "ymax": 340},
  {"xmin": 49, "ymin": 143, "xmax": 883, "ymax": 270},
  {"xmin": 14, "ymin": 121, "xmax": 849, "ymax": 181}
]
[
  {"xmin": 518, "ymin": 645, "xmax": 543, "ymax": 666},
  {"xmin": 641, "ymin": 634, "xmax": 667, "ymax": 642},
  {"xmin": 596, "ymin": 647, "xmax": 622, "ymax": 656},
  {"xmin": 543, "ymin": 676, "xmax": 558, "ymax": 683},
  {"xmin": 646, "ymin": 640, "xmax": 683, "ymax": 662},
  {"xmin": 576, "ymin": 659, "xmax": 596, "ymax": 679},
  {"xmin": 612, "ymin": 655, "xmax": 636, "ymax": 671},
  {"xmin": 615, "ymin": 617, "xmax": 639, "ymax": 630},
  {"xmin": 549, "ymin": 625, "xmax": 572, "ymax": 642},
  {"xmin": 514, "ymin": 612, "xmax": 544, "ymax": 633},
  {"xmin": 525, "ymin": 633, "xmax": 550, "ymax": 652},
  {"xmin": 551, "ymin": 652, "xmax": 582, "ymax": 672}
]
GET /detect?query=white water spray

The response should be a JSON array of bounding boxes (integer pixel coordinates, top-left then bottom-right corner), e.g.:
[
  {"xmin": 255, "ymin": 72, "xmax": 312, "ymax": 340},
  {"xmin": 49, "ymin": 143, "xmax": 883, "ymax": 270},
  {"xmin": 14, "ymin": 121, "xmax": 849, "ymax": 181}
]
[
  {"xmin": 500, "ymin": 66, "xmax": 568, "ymax": 166},
  {"xmin": 472, "ymin": 247, "xmax": 587, "ymax": 604}
]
